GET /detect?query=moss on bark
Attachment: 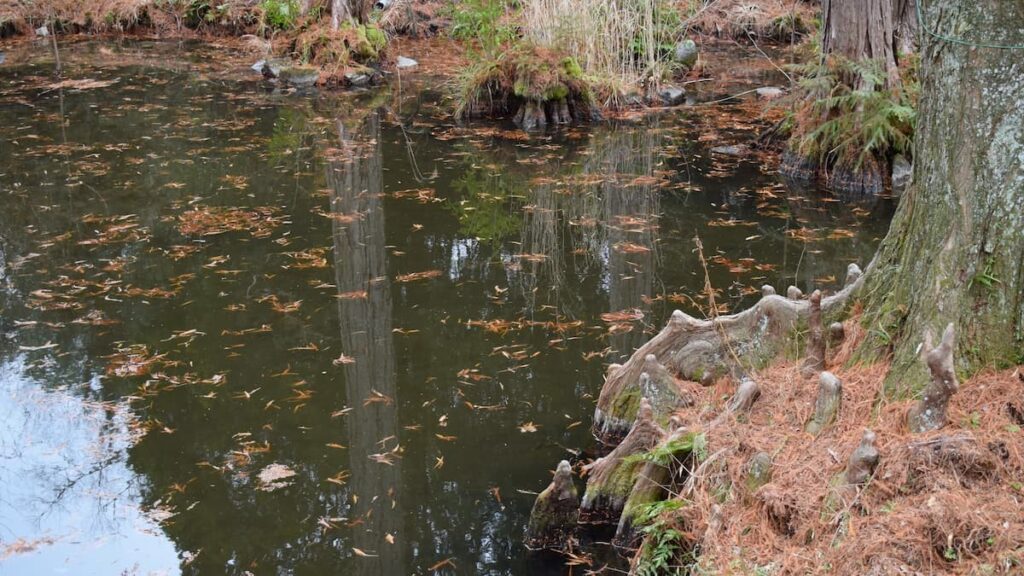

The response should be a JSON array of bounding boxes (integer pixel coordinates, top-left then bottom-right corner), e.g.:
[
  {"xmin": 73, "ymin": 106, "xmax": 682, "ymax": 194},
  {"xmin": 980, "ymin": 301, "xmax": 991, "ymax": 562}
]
[{"xmin": 855, "ymin": 1, "xmax": 1024, "ymax": 396}]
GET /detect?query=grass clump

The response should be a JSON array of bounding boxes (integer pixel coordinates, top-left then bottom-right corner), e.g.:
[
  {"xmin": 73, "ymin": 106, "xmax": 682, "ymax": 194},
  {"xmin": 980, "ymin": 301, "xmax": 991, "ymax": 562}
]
[
  {"xmin": 291, "ymin": 20, "xmax": 388, "ymax": 81},
  {"xmin": 454, "ymin": 0, "xmax": 685, "ymax": 127},
  {"xmin": 520, "ymin": 0, "xmax": 684, "ymax": 105},
  {"xmin": 456, "ymin": 43, "xmax": 596, "ymax": 128}
]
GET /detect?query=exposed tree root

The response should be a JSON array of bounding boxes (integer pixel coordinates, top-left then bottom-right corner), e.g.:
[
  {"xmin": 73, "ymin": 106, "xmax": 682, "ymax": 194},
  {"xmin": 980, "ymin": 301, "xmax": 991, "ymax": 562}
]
[
  {"xmin": 727, "ymin": 376, "xmax": 761, "ymax": 414},
  {"xmin": 844, "ymin": 428, "xmax": 880, "ymax": 485},
  {"xmin": 593, "ymin": 262, "xmax": 865, "ymax": 444},
  {"xmin": 744, "ymin": 451, "xmax": 773, "ymax": 496},
  {"xmin": 907, "ymin": 323, "xmax": 958, "ymax": 433},
  {"xmin": 524, "ymin": 460, "xmax": 579, "ymax": 550},
  {"xmin": 580, "ymin": 399, "xmax": 665, "ymax": 524},
  {"xmin": 805, "ymin": 371, "xmax": 842, "ymax": 436},
  {"xmin": 619, "ymin": 356, "xmax": 1024, "ymax": 575},
  {"xmin": 613, "ymin": 426, "xmax": 695, "ymax": 550},
  {"xmin": 801, "ymin": 290, "xmax": 825, "ymax": 378}
]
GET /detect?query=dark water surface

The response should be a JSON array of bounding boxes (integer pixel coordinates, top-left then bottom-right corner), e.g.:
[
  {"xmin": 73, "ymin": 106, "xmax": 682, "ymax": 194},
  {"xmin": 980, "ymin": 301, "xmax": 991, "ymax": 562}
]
[{"xmin": 0, "ymin": 41, "xmax": 892, "ymax": 575}]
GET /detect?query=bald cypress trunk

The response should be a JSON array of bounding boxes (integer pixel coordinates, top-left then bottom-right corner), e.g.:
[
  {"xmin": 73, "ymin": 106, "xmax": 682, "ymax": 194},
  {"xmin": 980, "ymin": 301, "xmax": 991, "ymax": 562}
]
[
  {"xmin": 859, "ymin": 0, "xmax": 1024, "ymax": 394},
  {"xmin": 332, "ymin": 0, "xmax": 368, "ymax": 29},
  {"xmin": 822, "ymin": 0, "xmax": 914, "ymax": 88}
]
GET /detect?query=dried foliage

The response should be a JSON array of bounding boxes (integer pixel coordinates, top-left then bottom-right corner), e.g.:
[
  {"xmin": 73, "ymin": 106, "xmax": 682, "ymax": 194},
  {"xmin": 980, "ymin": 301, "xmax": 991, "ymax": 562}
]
[
  {"xmin": 684, "ymin": 0, "xmax": 816, "ymax": 41},
  {"xmin": 638, "ymin": 343, "xmax": 1024, "ymax": 574},
  {"xmin": 520, "ymin": 0, "xmax": 683, "ymax": 101},
  {"xmin": 175, "ymin": 205, "xmax": 283, "ymax": 238}
]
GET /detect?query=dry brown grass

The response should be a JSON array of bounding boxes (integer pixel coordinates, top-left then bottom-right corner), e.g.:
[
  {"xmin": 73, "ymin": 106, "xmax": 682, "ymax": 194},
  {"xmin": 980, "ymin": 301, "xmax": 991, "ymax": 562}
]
[
  {"xmin": 685, "ymin": 0, "xmax": 816, "ymax": 42},
  {"xmin": 1, "ymin": 0, "xmax": 148, "ymax": 33},
  {"xmin": 0, "ymin": 0, "xmax": 263, "ymax": 36},
  {"xmin": 377, "ymin": 0, "xmax": 446, "ymax": 37},
  {"xmin": 649, "ymin": 317, "xmax": 1024, "ymax": 574}
]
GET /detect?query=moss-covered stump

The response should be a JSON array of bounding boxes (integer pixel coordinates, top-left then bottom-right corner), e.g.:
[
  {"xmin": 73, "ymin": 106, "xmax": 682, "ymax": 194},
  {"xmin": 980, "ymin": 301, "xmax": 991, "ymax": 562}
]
[
  {"xmin": 580, "ymin": 399, "xmax": 665, "ymax": 525},
  {"xmin": 593, "ymin": 263, "xmax": 865, "ymax": 445},
  {"xmin": 289, "ymin": 22, "xmax": 388, "ymax": 85},
  {"xmin": 805, "ymin": 371, "xmax": 842, "ymax": 436},
  {"xmin": 456, "ymin": 44, "xmax": 598, "ymax": 130},
  {"xmin": 780, "ymin": 150, "xmax": 887, "ymax": 196},
  {"xmin": 524, "ymin": 460, "xmax": 579, "ymax": 550},
  {"xmin": 613, "ymin": 428, "xmax": 697, "ymax": 550}
]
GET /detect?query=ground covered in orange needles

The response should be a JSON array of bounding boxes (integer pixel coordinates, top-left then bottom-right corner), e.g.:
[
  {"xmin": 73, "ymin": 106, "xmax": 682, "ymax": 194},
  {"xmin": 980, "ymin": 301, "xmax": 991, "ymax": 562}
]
[{"xmin": 662, "ymin": 319, "xmax": 1024, "ymax": 575}]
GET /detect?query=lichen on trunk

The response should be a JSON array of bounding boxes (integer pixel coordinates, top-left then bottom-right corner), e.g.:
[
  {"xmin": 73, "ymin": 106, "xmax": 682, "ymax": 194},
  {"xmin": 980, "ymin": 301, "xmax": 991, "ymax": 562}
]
[{"xmin": 856, "ymin": 1, "xmax": 1024, "ymax": 395}]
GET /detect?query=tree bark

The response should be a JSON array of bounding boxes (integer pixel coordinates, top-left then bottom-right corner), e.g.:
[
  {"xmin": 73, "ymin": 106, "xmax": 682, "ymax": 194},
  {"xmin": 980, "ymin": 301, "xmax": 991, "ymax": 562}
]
[
  {"xmin": 859, "ymin": 0, "xmax": 1024, "ymax": 393},
  {"xmin": 331, "ymin": 0, "xmax": 360, "ymax": 29},
  {"xmin": 821, "ymin": 0, "xmax": 916, "ymax": 87}
]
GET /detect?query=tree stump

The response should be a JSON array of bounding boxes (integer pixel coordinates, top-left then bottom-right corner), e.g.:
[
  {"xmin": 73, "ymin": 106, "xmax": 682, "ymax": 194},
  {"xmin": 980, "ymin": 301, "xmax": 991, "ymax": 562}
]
[
  {"xmin": 805, "ymin": 371, "xmax": 842, "ymax": 436},
  {"xmin": 907, "ymin": 323, "xmax": 958, "ymax": 433},
  {"xmin": 524, "ymin": 460, "xmax": 579, "ymax": 550}
]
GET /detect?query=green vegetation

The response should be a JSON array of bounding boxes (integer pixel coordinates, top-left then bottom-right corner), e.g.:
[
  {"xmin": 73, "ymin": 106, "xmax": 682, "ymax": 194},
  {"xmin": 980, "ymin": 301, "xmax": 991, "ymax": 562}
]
[
  {"xmin": 790, "ymin": 56, "xmax": 918, "ymax": 171},
  {"xmin": 635, "ymin": 502, "xmax": 692, "ymax": 576},
  {"xmin": 446, "ymin": 0, "xmax": 516, "ymax": 53},
  {"xmin": 454, "ymin": 0, "xmax": 690, "ymax": 124},
  {"xmin": 624, "ymin": 432, "xmax": 704, "ymax": 467},
  {"xmin": 259, "ymin": 0, "xmax": 300, "ymax": 30}
]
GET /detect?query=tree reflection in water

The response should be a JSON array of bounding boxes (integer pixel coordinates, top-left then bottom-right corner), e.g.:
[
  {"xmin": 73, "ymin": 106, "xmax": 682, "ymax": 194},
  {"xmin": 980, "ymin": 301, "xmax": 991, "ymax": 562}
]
[{"xmin": 328, "ymin": 110, "xmax": 404, "ymax": 574}]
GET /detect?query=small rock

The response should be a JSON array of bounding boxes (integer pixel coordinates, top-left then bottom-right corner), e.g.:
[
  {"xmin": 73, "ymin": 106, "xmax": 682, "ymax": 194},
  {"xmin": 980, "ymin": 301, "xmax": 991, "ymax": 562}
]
[
  {"xmin": 891, "ymin": 154, "xmax": 912, "ymax": 194},
  {"xmin": 344, "ymin": 72, "xmax": 371, "ymax": 87},
  {"xmin": 396, "ymin": 56, "xmax": 418, "ymax": 69},
  {"xmin": 658, "ymin": 85, "xmax": 686, "ymax": 106},
  {"xmin": 673, "ymin": 39, "xmax": 698, "ymax": 68},
  {"xmin": 710, "ymin": 144, "xmax": 748, "ymax": 157},
  {"xmin": 261, "ymin": 58, "xmax": 289, "ymax": 78},
  {"xmin": 251, "ymin": 59, "xmax": 266, "ymax": 73},
  {"xmin": 756, "ymin": 86, "xmax": 784, "ymax": 100},
  {"xmin": 279, "ymin": 66, "xmax": 319, "ymax": 87},
  {"xmin": 35, "ymin": 25, "xmax": 49, "ymax": 37}
]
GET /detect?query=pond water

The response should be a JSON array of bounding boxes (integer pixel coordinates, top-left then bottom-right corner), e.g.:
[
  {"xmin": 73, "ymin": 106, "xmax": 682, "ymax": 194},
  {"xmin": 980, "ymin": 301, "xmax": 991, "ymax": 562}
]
[{"xmin": 0, "ymin": 41, "xmax": 892, "ymax": 575}]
